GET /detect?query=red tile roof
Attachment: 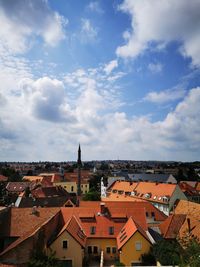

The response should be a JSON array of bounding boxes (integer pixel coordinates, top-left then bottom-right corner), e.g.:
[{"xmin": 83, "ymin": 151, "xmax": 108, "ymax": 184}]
[
  {"xmin": 117, "ymin": 217, "xmax": 151, "ymax": 250},
  {"xmin": 58, "ymin": 216, "xmax": 86, "ymax": 247},
  {"xmin": 0, "ymin": 175, "xmax": 8, "ymax": 182},
  {"xmin": 159, "ymin": 214, "xmax": 186, "ymax": 239},
  {"xmin": 179, "ymin": 182, "xmax": 199, "ymax": 196},
  {"xmin": 108, "ymin": 181, "xmax": 176, "ymax": 204},
  {"xmin": 80, "ymin": 201, "xmax": 167, "ymax": 222}
]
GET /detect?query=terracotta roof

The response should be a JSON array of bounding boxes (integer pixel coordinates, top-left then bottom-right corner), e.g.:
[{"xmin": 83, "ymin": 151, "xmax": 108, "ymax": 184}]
[
  {"xmin": 23, "ymin": 176, "xmax": 43, "ymax": 182},
  {"xmin": 0, "ymin": 175, "xmax": 8, "ymax": 182},
  {"xmin": 159, "ymin": 214, "xmax": 186, "ymax": 239},
  {"xmin": 31, "ymin": 186, "xmax": 69, "ymax": 198},
  {"xmin": 196, "ymin": 182, "xmax": 200, "ymax": 191},
  {"xmin": 60, "ymin": 203, "xmax": 148, "ymax": 238},
  {"xmin": 179, "ymin": 182, "xmax": 199, "ymax": 196},
  {"xmin": 174, "ymin": 200, "xmax": 200, "ymax": 240},
  {"xmin": 0, "ymin": 207, "xmax": 60, "ymax": 256},
  {"xmin": 57, "ymin": 216, "xmax": 86, "ymax": 247},
  {"xmin": 117, "ymin": 217, "xmax": 151, "ymax": 250},
  {"xmin": 109, "ymin": 181, "xmax": 176, "ymax": 204},
  {"xmin": 102, "ymin": 194, "xmax": 146, "ymax": 202},
  {"xmin": 6, "ymin": 182, "xmax": 31, "ymax": 192},
  {"xmin": 8, "ymin": 207, "xmax": 59, "ymax": 237},
  {"xmin": 80, "ymin": 201, "xmax": 167, "ymax": 222}
]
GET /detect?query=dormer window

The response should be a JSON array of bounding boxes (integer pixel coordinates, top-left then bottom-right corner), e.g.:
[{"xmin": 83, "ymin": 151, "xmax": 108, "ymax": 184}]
[
  {"xmin": 109, "ymin": 226, "xmax": 114, "ymax": 235},
  {"xmin": 90, "ymin": 226, "xmax": 96, "ymax": 235}
]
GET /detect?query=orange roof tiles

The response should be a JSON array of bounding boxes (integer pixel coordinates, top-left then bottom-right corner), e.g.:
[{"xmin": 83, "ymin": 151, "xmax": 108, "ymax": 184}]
[
  {"xmin": 174, "ymin": 200, "xmax": 200, "ymax": 240},
  {"xmin": 159, "ymin": 214, "xmax": 186, "ymax": 239},
  {"xmin": 58, "ymin": 216, "xmax": 86, "ymax": 247},
  {"xmin": 0, "ymin": 175, "xmax": 8, "ymax": 182},
  {"xmin": 80, "ymin": 201, "xmax": 167, "ymax": 222},
  {"xmin": 109, "ymin": 181, "xmax": 176, "ymax": 203},
  {"xmin": 117, "ymin": 217, "xmax": 151, "ymax": 250}
]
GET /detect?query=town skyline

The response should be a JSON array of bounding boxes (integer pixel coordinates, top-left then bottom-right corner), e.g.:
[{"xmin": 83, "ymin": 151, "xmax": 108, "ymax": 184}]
[{"xmin": 0, "ymin": 0, "xmax": 200, "ymax": 162}]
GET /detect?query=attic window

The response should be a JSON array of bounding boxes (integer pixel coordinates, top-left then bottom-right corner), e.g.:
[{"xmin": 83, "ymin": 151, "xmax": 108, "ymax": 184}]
[
  {"xmin": 112, "ymin": 189, "xmax": 117, "ymax": 193},
  {"xmin": 151, "ymin": 212, "xmax": 155, "ymax": 217},
  {"xmin": 90, "ymin": 226, "xmax": 96, "ymax": 235},
  {"xmin": 146, "ymin": 212, "xmax": 149, "ymax": 217},
  {"xmin": 63, "ymin": 240, "xmax": 68, "ymax": 249},
  {"xmin": 109, "ymin": 226, "xmax": 114, "ymax": 235}
]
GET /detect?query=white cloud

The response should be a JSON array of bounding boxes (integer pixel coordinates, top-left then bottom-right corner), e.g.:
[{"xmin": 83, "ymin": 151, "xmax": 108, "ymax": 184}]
[
  {"xmin": 104, "ymin": 60, "xmax": 118, "ymax": 75},
  {"xmin": 81, "ymin": 18, "xmax": 98, "ymax": 43},
  {"xmin": 148, "ymin": 63, "xmax": 163, "ymax": 73},
  {"xmin": 0, "ymin": 0, "xmax": 67, "ymax": 54},
  {"xmin": 87, "ymin": 1, "xmax": 104, "ymax": 14},
  {"xmin": 116, "ymin": 0, "xmax": 200, "ymax": 66},
  {"xmin": 144, "ymin": 88, "xmax": 186, "ymax": 104}
]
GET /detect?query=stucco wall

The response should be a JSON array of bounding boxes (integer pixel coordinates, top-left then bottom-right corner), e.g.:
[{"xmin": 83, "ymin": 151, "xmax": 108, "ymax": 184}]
[
  {"xmin": 119, "ymin": 231, "xmax": 151, "ymax": 266},
  {"xmin": 49, "ymin": 230, "xmax": 83, "ymax": 267},
  {"xmin": 86, "ymin": 238, "xmax": 118, "ymax": 261}
]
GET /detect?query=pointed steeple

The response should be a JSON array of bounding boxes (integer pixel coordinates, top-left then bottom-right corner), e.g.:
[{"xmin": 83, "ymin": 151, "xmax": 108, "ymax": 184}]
[
  {"xmin": 77, "ymin": 144, "xmax": 81, "ymax": 165},
  {"xmin": 77, "ymin": 144, "xmax": 82, "ymax": 205}
]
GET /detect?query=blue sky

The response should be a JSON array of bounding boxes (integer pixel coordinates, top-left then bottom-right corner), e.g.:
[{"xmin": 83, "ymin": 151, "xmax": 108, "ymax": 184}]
[{"xmin": 0, "ymin": 0, "xmax": 200, "ymax": 161}]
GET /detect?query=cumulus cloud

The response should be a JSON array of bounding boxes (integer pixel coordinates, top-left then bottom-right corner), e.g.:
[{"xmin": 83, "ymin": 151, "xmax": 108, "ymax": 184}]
[
  {"xmin": 21, "ymin": 77, "xmax": 75, "ymax": 122},
  {"xmin": 0, "ymin": 0, "xmax": 67, "ymax": 54},
  {"xmin": 104, "ymin": 60, "xmax": 118, "ymax": 75},
  {"xmin": 116, "ymin": 0, "xmax": 200, "ymax": 66},
  {"xmin": 87, "ymin": 1, "xmax": 104, "ymax": 14},
  {"xmin": 144, "ymin": 87, "xmax": 186, "ymax": 104},
  {"xmin": 148, "ymin": 63, "xmax": 163, "ymax": 73},
  {"xmin": 80, "ymin": 18, "xmax": 98, "ymax": 43}
]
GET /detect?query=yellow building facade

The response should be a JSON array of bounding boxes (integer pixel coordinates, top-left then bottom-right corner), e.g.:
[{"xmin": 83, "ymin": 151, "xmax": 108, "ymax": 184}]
[
  {"xmin": 119, "ymin": 231, "xmax": 151, "ymax": 266},
  {"xmin": 49, "ymin": 230, "xmax": 84, "ymax": 267},
  {"xmin": 86, "ymin": 238, "xmax": 118, "ymax": 261},
  {"xmin": 54, "ymin": 181, "xmax": 89, "ymax": 194}
]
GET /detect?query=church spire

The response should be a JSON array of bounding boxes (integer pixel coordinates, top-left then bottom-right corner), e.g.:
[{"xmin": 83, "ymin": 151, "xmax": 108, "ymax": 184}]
[{"xmin": 77, "ymin": 144, "xmax": 82, "ymax": 206}]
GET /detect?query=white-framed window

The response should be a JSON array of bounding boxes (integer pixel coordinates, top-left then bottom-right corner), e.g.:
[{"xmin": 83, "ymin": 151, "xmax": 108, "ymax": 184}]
[{"xmin": 135, "ymin": 241, "xmax": 142, "ymax": 251}]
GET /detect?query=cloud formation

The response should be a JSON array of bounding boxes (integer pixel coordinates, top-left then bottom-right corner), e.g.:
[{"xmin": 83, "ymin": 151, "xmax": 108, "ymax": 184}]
[
  {"xmin": 116, "ymin": 0, "xmax": 200, "ymax": 66},
  {"xmin": 0, "ymin": 0, "xmax": 67, "ymax": 54},
  {"xmin": 144, "ymin": 87, "xmax": 186, "ymax": 104}
]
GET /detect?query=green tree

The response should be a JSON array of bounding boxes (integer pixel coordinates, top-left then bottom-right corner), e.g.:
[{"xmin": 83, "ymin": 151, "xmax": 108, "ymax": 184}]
[
  {"xmin": 28, "ymin": 249, "xmax": 61, "ymax": 267},
  {"xmin": 152, "ymin": 239, "xmax": 182, "ymax": 266},
  {"xmin": 82, "ymin": 188, "xmax": 100, "ymax": 201},
  {"xmin": 179, "ymin": 235, "xmax": 200, "ymax": 267}
]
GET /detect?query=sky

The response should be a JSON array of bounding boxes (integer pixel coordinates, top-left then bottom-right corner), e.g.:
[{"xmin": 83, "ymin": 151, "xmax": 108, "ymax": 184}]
[{"xmin": 0, "ymin": 0, "xmax": 200, "ymax": 162}]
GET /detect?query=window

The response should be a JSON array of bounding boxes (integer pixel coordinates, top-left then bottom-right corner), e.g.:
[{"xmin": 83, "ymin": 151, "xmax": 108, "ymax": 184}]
[
  {"xmin": 146, "ymin": 212, "xmax": 149, "ymax": 217},
  {"xmin": 63, "ymin": 240, "xmax": 68, "ymax": 249},
  {"xmin": 93, "ymin": 246, "xmax": 98, "ymax": 253},
  {"xmin": 151, "ymin": 212, "xmax": 155, "ymax": 217},
  {"xmin": 88, "ymin": 246, "xmax": 92, "ymax": 254},
  {"xmin": 90, "ymin": 226, "xmax": 96, "ymax": 235},
  {"xmin": 71, "ymin": 186, "xmax": 74, "ymax": 192},
  {"xmin": 135, "ymin": 241, "xmax": 142, "ymax": 251},
  {"xmin": 112, "ymin": 247, "xmax": 116, "ymax": 254},
  {"xmin": 106, "ymin": 247, "xmax": 111, "ymax": 254},
  {"xmin": 109, "ymin": 226, "xmax": 114, "ymax": 235}
]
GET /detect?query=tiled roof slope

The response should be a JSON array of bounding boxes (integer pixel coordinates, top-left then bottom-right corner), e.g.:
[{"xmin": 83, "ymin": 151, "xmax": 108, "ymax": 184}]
[
  {"xmin": 174, "ymin": 200, "xmax": 200, "ymax": 240},
  {"xmin": 117, "ymin": 217, "xmax": 151, "ymax": 250},
  {"xmin": 58, "ymin": 216, "xmax": 86, "ymax": 247},
  {"xmin": 0, "ymin": 175, "xmax": 8, "ymax": 182},
  {"xmin": 8, "ymin": 207, "xmax": 59, "ymax": 237},
  {"xmin": 159, "ymin": 214, "xmax": 186, "ymax": 239},
  {"xmin": 80, "ymin": 201, "xmax": 167, "ymax": 222},
  {"xmin": 107, "ymin": 181, "xmax": 176, "ymax": 204}
]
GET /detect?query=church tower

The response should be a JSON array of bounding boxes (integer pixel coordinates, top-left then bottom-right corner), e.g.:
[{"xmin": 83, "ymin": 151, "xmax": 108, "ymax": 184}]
[{"xmin": 77, "ymin": 144, "xmax": 82, "ymax": 206}]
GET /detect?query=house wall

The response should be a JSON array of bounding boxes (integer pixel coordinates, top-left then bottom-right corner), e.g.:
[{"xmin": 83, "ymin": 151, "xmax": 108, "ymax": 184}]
[
  {"xmin": 169, "ymin": 185, "xmax": 187, "ymax": 211},
  {"xmin": 49, "ymin": 230, "xmax": 83, "ymax": 267},
  {"xmin": 119, "ymin": 231, "xmax": 151, "ymax": 266},
  {"xmin": 0, "ymin": 235, "xmax": 34, "ymax": 264},
  {"xmin": 86, "ymin": 238, "xmax": 118, "ymax": 261},
  {"xmin": 54, "ymin": 181, "xmax": 89, "ymax": 194}
]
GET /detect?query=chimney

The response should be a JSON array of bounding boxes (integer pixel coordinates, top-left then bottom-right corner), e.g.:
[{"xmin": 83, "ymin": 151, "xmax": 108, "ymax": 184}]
[
  {"xmin": 100, "ymin": 202, "xmax": 106, "ymax": 215},
  {"xmin": 187, "ymin": 218, "xmax": 191, "ymax": 233}
]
